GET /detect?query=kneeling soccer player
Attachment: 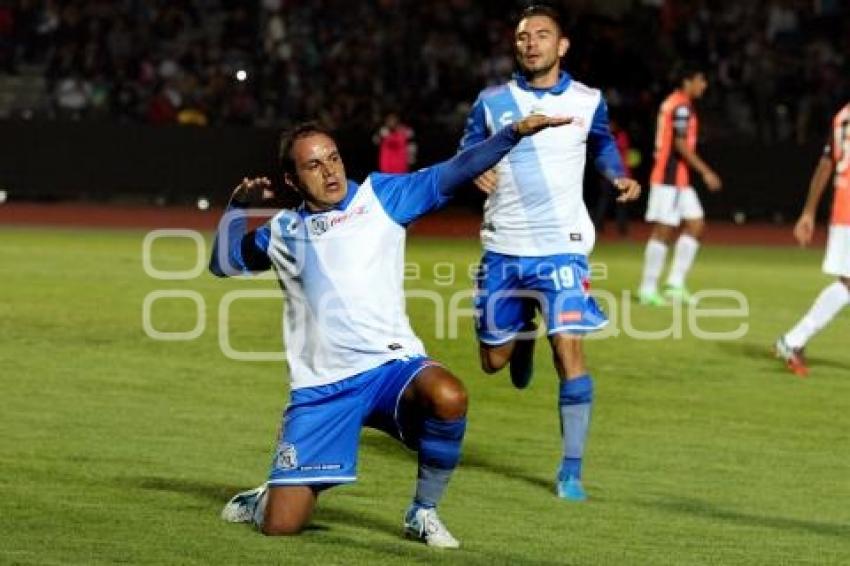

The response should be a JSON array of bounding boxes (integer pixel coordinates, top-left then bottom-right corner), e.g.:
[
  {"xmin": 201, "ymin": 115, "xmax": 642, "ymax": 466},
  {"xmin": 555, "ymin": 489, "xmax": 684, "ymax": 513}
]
[{"xmin": 209, "ymin": 114, "xmax": 570, "ymax": 547}]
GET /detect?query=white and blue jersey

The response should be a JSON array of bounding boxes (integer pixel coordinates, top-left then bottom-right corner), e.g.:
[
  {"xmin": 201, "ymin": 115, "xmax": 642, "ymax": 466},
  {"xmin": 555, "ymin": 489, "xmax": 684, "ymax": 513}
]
[
  {"xmin": 210, "ymin": 126, "xmax": 522, "ymax": 390},
  {"xmin": 463, "ymin": 72, "xmax": 623, "ymax": 341},
  {"xmin": 461, "ymin": 71, "xmax": 625, "ymax": 257}
]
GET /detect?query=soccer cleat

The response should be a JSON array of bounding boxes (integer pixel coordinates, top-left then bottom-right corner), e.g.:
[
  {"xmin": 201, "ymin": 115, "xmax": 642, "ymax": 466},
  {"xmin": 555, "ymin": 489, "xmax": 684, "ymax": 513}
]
[
  {"xmin": 556, "ymin": 476, "xmax": 587, "ymax": 502},
  {"xmin": 638, "ymin": 290, "xmax": 668, "ymax": 306},
  {"xmin": 663, "ymin": 285, "xmax": 695, "ymax": 305},
  {"xmin": 221, "ymin": 484, "xmax": 267, "ymax": 523},
  {"xmin": 403, "ymin": 506, "xmax": 460, "ymax": 549},
  {"xmin": 774, "ymin": 336, "xmax": 809, "ymax": 377},
  {"xmin": 509, "ymin": 323, "xmax": 537, "ymax": 389}
]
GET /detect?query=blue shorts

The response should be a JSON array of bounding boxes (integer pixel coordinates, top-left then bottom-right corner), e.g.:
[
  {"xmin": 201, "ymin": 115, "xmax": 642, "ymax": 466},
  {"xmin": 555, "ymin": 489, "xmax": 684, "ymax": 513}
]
[
  {"xmin": 474, "ymin": 251, "xmax": 608, "ymax": 345},
  {"xmin": 268, "ymin": 356, "xmax": 438, "ymax": 487}
]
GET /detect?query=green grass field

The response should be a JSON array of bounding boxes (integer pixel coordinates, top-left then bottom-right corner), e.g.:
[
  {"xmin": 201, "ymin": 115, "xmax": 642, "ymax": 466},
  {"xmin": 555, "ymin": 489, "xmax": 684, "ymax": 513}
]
[{"xmin": 2, "ymin": 225, "xmax": 849, "ymax": 565}]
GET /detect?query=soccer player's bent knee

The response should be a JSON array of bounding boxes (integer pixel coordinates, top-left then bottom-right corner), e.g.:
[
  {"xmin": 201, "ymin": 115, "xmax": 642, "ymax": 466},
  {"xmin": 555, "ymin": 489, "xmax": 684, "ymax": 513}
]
[
  {"xmin": 261, "ymin": 517, "xmax": 306, "ymax": 536},
  {"xmin": 480, "ymin": 346, "xmax": 510, "ymax": 373},
  {"xmin": 480, "ymin": 355, "xmax": 504, "ymax": 374},
  {"xmin": 432, "ymin": 381, "xmax": 468, "ymax": 420}
]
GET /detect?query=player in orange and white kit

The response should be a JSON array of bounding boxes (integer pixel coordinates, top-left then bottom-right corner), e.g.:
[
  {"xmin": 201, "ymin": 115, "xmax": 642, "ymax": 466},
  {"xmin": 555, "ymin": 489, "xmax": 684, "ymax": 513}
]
[
  {"xmin": 776, "ymin": 102, "xmax": 850, "ymax": 377},
  {"xmin": 637, "ymin": 65, "xmax": 722, "ymax": 306}
]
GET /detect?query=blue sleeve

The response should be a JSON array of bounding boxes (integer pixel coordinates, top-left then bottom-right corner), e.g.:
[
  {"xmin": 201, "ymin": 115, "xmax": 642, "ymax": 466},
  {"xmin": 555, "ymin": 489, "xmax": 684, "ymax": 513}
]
[
  {"xmin": 588, "ymin": 97, "xmax": 626, "ymax": 182},
  {"xmin": 458, "ymin": 96, "xmax": 488, "ymax": 151},
  {"xmin": 209, "ymin": 203, "xmax": 272, "ymax": 277},
  {"xmin": 437, "ymin": 126, "xmax": 519, "ymax": 193},
  {"xmin": 373, "ymin": 126, "xmax": 520, "ymax": 226},
  {"xmin": 370, "ymin": 168, "xmax": 445, "ymax": 227}
]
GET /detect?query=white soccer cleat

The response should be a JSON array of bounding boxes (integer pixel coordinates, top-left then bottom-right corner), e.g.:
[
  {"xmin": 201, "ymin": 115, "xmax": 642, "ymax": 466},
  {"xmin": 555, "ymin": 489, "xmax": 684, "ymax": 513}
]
[
  {"xmin": 221, "ymin": 484, "xmax": 267, "ymax": 523},
  {"xmin": 403, "ymin": 506, "xmax": 460, "ymax": 549}
]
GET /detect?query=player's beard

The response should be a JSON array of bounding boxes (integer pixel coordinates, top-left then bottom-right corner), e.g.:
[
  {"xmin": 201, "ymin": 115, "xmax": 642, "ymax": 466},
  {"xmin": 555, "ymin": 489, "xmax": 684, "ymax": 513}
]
[{"xmin": 519, "ymin": 55, "xmax": 558, "ymax": 81}]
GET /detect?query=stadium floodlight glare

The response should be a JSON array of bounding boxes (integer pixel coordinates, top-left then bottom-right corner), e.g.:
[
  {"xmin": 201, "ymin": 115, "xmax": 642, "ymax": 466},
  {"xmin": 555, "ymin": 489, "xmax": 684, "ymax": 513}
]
[
  {"xmin": 197, "ymin": 196, "xmax": 210, "ymax": 211},
  {"xmin": 0, "ymin": 190, "xmax": 7, "ymax": 204},
  {"xmin": 236, "ymin": 69, "xmax": 248, "ymax": 82}
]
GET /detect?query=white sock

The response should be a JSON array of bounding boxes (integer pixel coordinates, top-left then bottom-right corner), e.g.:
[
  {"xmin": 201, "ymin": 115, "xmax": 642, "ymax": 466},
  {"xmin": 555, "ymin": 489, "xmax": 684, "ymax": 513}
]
[
  {"xmin": 639, "ymin": 239, "xmax": 668, "ymax": 295},
  {"xmin": 666, "ymin": 235, "xmax": 700, "ymax": 288},
  {"xmin": 785, "ymin": 281, "xmax": 850, "ymax": 348}
]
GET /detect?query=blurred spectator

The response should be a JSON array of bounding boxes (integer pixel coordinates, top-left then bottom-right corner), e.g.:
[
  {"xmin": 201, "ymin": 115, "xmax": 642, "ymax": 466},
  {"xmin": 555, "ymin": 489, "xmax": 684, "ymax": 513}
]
[
  {"xmin": 0, "ymin": 0, "xmax": 845, "ymax": 148},
  {"xmin": 373, "ymin": 111, "xmax": 416, "ymax": 173},
  {"xmin": 54, "ymin": 73, "xmax": 91, "ymax": 118},
  {"xmin": 0, "ymin": 2, "xmax": 15, "ymax": 74}
]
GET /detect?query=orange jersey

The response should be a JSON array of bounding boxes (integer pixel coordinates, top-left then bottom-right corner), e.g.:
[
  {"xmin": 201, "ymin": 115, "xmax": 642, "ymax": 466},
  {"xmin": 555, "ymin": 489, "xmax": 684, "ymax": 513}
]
[
  {"xmin": 650, "ymin": 90, "xmax": 698, "ymax": 188},
  {"xmin": 828, "ymin": 103, "xmax": 850, "ymax": 225}
]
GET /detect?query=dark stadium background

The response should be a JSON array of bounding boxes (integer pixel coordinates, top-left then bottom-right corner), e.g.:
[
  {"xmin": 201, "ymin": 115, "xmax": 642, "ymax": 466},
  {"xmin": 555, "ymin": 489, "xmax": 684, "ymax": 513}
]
[{"xmin": 0, "ymin": 0, "xmax": 847, "ymax": 222}]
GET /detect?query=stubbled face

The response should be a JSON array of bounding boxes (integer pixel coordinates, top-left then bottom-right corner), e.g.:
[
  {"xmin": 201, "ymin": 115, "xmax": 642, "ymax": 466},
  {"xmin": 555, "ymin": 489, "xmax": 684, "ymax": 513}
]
[
  {"xmin": 286, "ymin": 133, "xmax": 347, "ymax": 211},
  {"xmin": 685, "ymin": 73, "xmax": 708, "ymax": 99},
  {"xmin": 515, "ymin": 15, "xmax": 568, "ymax": 78}
]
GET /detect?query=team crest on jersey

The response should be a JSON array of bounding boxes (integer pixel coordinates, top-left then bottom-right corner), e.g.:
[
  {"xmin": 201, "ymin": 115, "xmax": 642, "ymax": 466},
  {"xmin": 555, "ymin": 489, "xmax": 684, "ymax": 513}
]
[
  {"xmin": 498, "ymin": 111, "xmax": 515, "ymax": 126},
  {"xmin": 309, "ymin": 215, "xmax": 329, "ymax": 236},
  {"xmin": 277, "ymin": 443, "xmax": 298, "ymax": 470}
]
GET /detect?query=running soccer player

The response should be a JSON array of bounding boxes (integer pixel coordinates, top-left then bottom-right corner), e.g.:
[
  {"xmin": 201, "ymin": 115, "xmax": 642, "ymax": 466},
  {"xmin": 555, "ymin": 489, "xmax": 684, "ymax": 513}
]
[
  {"xmin": 210, "ymin": 114, "xmax": 569, "ymax": 547},
  {"xmin": 459, "ymin": 5, "xmax": 641, "ymax": 502},
  {"xmin": 638, "ymin": 65, "xmax": 723, "ymax": 306},
  {"xmin": 776, "ymin": 102, "xmax": 850, "ymax": 377}
]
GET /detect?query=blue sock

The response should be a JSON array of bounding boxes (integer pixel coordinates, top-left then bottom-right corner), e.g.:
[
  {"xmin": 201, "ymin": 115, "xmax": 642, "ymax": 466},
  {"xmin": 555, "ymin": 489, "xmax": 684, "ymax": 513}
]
[
  {"xmin": 413, "ymin": 417, "xmax": 466, "ymax": 510},
  {"xmin": 558, "ymin": 375, "xmax": 593, "ymax": 481}
]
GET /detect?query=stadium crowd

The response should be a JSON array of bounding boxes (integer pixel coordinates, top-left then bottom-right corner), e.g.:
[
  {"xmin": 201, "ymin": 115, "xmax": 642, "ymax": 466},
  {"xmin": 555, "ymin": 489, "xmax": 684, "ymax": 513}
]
[{"xmin": 0, "ymin": 0, "xmax": 847, "ymax": 143}]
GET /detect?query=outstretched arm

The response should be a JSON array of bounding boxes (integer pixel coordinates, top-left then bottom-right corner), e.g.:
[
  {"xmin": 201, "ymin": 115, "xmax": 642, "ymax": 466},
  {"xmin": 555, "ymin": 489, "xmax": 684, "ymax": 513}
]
[
  {"xmin": 437, "ymin": 114, "xmax": 572, "ymax": 195},
  {"xmin": 372, "ymin": 115, "xmax": 571, "ymax": 226},
  {"xmin": 209, "ymin": 177, "xmax": 274, "ymax": 277},
  {"xmin": 793, "ymin": 156, "xmax": 835, "ymax": 247}
]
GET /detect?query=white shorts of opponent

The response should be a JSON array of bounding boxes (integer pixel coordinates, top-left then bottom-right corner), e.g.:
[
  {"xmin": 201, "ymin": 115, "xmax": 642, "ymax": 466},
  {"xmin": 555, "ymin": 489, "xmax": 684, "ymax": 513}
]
[
  {"xmin": 823, "ymin": 225, "xmax": 850, "ymax": 277},
  {"xmin": 644, "ymin": 184, "xmax": 704, "ymax": 227}
]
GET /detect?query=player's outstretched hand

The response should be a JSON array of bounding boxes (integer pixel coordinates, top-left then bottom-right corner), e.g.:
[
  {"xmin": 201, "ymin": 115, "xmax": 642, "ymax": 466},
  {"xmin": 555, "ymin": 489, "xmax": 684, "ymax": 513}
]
[
  {"xmin": 474, "ymin": 168, "xmax": 498, "ymax": 194},
  {"xmin": 232, "ymin": 176, "xmax": 275, "ymax": 206},
  {"xmin": 513, "ymin": 114, "xmax": 573, "ymax": 137},
  {"xmin": 702, "ymin": 169, "xmax": 723, "ymax": 192},
  {"xmin": 613, "ymin": 177, "xmax": 641, "ymax": 202},
  {"xmin": 793, "ymin": 213, "xmax": 815, "ymax": 247}
]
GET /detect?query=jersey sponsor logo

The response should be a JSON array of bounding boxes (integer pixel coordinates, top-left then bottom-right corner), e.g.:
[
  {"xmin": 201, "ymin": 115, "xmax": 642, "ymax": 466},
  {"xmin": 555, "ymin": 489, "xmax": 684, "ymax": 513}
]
[
  {"xmin": 308, "ymin": 206, "xmax": 369, "ymax": 236},
  {"xmin": 558, "ymin": 310, "xmax": 583, "ymax": 323},
  {"xmin": 569, "ymin": 233, "xmax": 582, "ymax": 241},
  {"xmin": 277, "ymin": 443, "xmax": 298, "ymax": 470},
  {"xmin": 329, "ymin": 205, "xmax": 368, "ymax": 228},
  {"xmin": 387, "ymin": 343, "xmax": 403, "ymax": 351}
]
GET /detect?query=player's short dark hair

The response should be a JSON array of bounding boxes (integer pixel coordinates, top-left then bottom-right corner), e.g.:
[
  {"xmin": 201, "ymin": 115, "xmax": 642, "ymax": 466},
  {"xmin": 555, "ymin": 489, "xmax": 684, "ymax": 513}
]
[
  {"xmin": 673, "ymin": 62, "xmax": 706, "ymax": 86},
  {"xmin": 278, "ymin": 121, "xmax": 335, "ymax": 175},
  {"xmin": 518, "ymin": 4, "xmax": 565, "ymax": 37}
]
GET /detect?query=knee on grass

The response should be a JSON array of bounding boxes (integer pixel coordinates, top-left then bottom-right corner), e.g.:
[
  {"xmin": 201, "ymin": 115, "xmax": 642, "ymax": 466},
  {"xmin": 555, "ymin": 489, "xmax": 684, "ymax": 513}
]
[{"xmin": 261, "ymin": 515, "xmax": 309, "ymax": 536}]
